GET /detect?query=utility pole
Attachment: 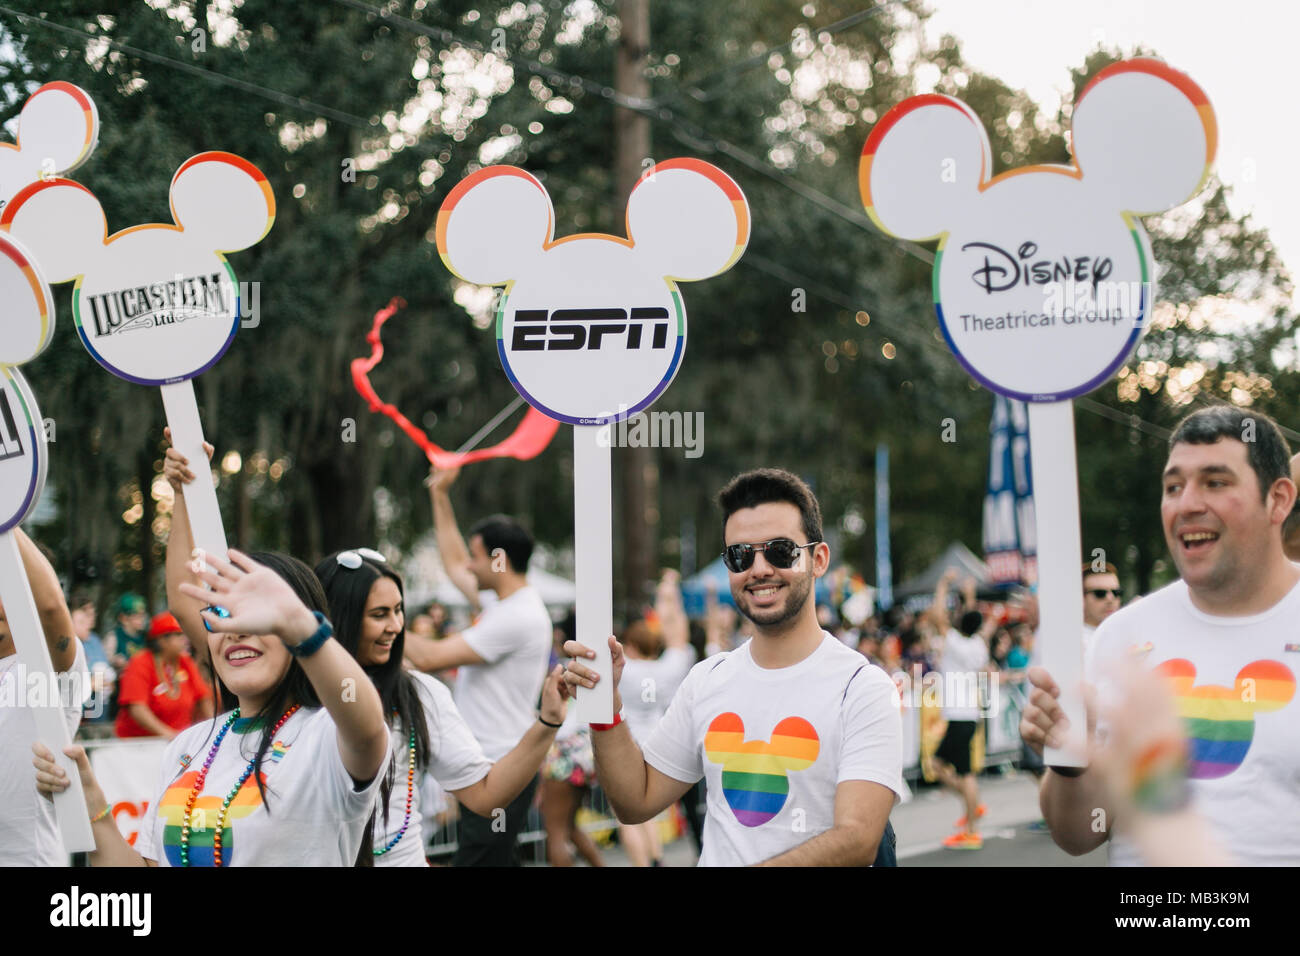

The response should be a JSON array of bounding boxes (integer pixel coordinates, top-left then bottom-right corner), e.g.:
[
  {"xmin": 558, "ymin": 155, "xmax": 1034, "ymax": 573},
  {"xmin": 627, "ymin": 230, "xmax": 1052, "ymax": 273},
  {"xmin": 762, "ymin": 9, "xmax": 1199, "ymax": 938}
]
[{"xmin": 614, "ymin": 0, "xmax": 656, "ymax": 616}]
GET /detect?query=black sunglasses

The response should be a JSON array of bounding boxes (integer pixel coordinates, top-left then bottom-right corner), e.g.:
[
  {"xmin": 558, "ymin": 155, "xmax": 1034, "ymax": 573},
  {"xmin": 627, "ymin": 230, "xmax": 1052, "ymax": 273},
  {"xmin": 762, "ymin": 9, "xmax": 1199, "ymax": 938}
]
[
  {"xmin": 722, "ymin": 538, "xmax": 819, "ymax": 573},
  {"xmin": 1086, "ymin": 588, "xmax": 1123, "ymax": 599}
]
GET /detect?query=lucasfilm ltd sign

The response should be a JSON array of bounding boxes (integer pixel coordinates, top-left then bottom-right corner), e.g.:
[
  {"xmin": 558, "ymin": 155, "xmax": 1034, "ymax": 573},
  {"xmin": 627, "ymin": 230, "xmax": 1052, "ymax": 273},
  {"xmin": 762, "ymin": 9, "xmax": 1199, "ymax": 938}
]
[{"xmin": 84, "ymin": 272, "xmax": 231, "ymax": 338}]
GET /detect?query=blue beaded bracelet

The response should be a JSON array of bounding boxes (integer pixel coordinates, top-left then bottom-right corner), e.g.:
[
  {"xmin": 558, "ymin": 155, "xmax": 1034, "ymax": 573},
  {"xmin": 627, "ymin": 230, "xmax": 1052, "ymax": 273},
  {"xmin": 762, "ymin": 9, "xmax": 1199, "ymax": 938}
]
[{"xmin": 287, "ymin": 611, "xmax": 333, "ymax": 658}]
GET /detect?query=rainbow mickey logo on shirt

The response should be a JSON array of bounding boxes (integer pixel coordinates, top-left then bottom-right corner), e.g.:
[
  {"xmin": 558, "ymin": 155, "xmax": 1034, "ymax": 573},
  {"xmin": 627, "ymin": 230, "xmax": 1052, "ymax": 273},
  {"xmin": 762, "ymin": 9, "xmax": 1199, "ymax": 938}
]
[
  {"xmin": 704, "ymin": 713, "xmax": 820, "ymax": 827},
  {"xmin": 156, "ymin": 770, "xmax": 267, "ymax": 867},
  {"xmin": 1157, "ymin": 658, "xmax": 1295, "ymax": 779}
]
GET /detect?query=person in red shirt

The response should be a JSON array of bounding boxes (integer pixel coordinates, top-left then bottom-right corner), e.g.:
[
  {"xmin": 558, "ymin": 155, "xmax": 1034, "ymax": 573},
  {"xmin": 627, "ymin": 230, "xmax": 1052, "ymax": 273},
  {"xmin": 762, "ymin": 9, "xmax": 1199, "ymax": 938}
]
[{"xmin": 114, "ymin": 612, "xmax": 214, "ymax": 738}]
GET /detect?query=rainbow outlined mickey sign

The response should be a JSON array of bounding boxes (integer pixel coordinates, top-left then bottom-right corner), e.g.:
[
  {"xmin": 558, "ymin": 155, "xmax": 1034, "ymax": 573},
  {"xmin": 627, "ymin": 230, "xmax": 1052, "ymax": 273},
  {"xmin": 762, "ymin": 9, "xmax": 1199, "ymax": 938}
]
[
  {"xmin": 0, "ymin": 80, "xmax": 98, "ymax": 207},
  {"xmin": 0, "ymin": 234, "xmax": 56, "ymax": 533},
  {"xmin": 860, "ymin": 59, "xmax": 1216, "ymax": 402},
  {"xmin": 1, "ymin": 152, "xmax": 275, "ymax": 386},
  {"xmin": 435, "ymin": 158, "xmax": 749, "ymax": 425}
]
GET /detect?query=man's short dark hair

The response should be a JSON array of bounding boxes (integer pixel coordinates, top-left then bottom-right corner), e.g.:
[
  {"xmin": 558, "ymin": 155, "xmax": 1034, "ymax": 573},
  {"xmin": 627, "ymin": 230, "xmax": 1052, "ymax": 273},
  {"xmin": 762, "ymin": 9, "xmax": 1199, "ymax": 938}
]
[
  {"xmin": 468, "ymin": 514, "xmax": 534, "ymax": 573},
  {"xmin": 1168, "ymin": 406, "xmax": 1292, "ymax": 503},
  {"xmin": 958, "ymin": 610, "xmax": 983, "ymax": 637},
  {"xmin": 717, "ymin": 468, "xmax": 823, "ymax": 543}
]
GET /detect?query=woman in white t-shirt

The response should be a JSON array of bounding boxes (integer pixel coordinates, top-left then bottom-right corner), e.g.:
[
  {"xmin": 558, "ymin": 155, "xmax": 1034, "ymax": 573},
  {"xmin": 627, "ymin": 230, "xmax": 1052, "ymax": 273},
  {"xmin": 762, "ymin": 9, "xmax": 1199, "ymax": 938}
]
[
  {"xmin": 33, "ymin": 549, "xmax": 391, "ymax": 866},
  {"xmin": 34, "ymin": 441, "xmax": 391, "ymax": 867},
  {"xmin": 316, "ymin": 548, "xmax": 567, "ymax": 866}
]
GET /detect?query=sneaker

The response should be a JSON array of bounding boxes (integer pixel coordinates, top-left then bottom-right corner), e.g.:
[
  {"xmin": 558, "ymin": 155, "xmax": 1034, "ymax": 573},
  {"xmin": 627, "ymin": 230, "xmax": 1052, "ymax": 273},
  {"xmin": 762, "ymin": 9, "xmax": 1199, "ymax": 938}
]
[
  {"xmin": 954, "ymin": 804, "xmax": 988, "ymax": 828},
  {"xmin": 942, "ymin": 831, "xmax": 983, "ymax": 850},
  {"xmin": 1025, "ymin": 819, "xmax": 1050, "ymax": 833}
]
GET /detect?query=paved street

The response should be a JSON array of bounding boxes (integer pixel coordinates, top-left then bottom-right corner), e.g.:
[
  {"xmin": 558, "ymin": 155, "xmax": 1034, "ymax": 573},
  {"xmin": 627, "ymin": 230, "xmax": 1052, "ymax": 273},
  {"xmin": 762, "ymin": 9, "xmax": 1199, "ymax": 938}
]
[{"xmin": 592, "ymin": 770, "xmax": 1108, "ymax": 867}]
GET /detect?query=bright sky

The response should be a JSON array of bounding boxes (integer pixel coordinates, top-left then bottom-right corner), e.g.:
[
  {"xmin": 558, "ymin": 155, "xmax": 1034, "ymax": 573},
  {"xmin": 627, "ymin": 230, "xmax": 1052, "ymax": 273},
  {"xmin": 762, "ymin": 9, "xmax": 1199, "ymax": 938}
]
[{"xmin": 923, "ymin": 0, "xmax": 1300, "ymax": 286}]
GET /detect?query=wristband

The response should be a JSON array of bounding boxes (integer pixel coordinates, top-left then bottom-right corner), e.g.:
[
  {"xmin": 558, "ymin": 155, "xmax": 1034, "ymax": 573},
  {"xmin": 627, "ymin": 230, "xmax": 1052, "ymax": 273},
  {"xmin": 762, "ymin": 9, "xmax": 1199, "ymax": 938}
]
[
  {"xmin": 287, "ymin": 612, "xmax": 333, "ymax": 658},
  {"xmin": 90, "ymin": 804, "xmax": 111, "ymax": 823},
  {"xmin": 538, "ymin": 714, "xmax": 563, "ymax": 729},
  {"xmin": 590, "ymin": 709, "xmax": 626, "ymax": 732},
  {"xmin": 1050, "ymin": 765, "xmax": 1087, "ymax": 778}
]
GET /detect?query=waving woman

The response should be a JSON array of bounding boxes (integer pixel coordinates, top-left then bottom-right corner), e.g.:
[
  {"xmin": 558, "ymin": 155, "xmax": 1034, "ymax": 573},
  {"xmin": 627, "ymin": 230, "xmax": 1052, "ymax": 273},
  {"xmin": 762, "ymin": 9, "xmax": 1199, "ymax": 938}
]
[{"xmin": 33, "ymin": 440, "xmax": 389, "ymax": 866}]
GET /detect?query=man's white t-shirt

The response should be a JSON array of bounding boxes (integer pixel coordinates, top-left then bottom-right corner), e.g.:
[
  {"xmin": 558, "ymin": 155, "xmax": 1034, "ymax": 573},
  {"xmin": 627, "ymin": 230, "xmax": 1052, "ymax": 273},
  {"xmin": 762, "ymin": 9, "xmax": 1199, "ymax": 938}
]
[
  {"xmin": 1081, "ymin": 624, "xmax": 1098, "ymax": 672},
  {"xmin": 1088, "ymin": 577, "xmax": 1300, "ymax": 866},
  {"xmin": 643, "ymin": 633, "xmax": 903, "ymax": 867},
  {"xmin": 620, "ymin": 646, "xmax": 696, "ymax": 744},
  {"xmin": 455, "ymin": 586, "xmax": 552, "ymax": 761},
  {"xmin": 375, "ymin": 671, "xmax": 492, "ymax": 867},
  {"xmin": 938, "ymin": 629, "xmax": 989, "ymax": 721},
  {"xmin": 135, "ymin": 706, "xmax": 391, "ymax": 866},
  {"xmin": 0, "ymin": 641, "xmax": 88, "ymax": 866}
]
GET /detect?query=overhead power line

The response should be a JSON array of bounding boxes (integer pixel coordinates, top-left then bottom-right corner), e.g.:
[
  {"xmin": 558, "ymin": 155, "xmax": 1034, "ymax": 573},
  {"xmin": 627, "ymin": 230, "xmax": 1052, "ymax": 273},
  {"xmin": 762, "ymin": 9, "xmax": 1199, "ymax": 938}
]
[{"xmin": 0, "ymin": 5, "xmax": 374, "ymax": 128}]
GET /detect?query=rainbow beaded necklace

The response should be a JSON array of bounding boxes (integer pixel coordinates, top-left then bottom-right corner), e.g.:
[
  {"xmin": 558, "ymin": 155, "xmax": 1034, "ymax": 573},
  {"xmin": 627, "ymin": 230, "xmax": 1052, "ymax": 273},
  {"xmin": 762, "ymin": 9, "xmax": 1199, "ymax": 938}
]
[
  {"xmin": 374, "ymin": 718, "xmax": 418, "ymax": 857},
  {"xmin": 179, "ymin": 704, "xmax": 301, "ymax": 867}
]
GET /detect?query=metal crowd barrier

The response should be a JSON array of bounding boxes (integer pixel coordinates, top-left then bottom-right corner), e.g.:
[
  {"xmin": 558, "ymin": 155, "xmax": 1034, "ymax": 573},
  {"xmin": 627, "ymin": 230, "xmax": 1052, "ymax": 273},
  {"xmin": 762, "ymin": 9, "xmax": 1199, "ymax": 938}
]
[{"xmin": 425, "ymin": 784, "xmax": 661, "ymax": 863}]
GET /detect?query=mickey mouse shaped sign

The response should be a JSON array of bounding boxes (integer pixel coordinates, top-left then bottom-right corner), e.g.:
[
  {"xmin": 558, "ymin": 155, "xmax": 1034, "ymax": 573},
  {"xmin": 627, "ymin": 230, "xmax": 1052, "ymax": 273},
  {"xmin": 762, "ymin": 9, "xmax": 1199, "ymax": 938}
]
[
  {"xmin": 437, "ymin": 159, "xmax": 749, "ymax": 719},
  {"xmin": 0, "ymin": 233, "xmax": 94, "ymax": 853},
  {"xmin": 861, "ymin": 58, "xmax": 1216, "ymax": 765},
  {"xmin": 0, "ymin": 80, "xmax": 99, "ymax": 206},
  {"xmin": 0, "ymin": 241, "xmax": 53, "ymax": 535},
  {"xmin": 1, "ymin": 153, "xmax": 275, "ymax": 567},
  {"xmin": 437, "ymin": 159, "xmax": 748, "ymax": 425}
]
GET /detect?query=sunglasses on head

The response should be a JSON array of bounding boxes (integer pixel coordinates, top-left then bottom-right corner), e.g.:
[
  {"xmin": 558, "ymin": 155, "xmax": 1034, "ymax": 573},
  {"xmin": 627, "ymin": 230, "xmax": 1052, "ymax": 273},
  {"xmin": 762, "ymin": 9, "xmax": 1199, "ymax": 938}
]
[
  {"xmin": 337, "ymin": 548, "xmax": 387, "ymax": 570},
  {"xmin": 1086, "ymin": 588, "xmax": 1122, "ymax": 599},
  {"xmin": 722, "ymin": 538, "xmax": 818, "ymax": 573}
]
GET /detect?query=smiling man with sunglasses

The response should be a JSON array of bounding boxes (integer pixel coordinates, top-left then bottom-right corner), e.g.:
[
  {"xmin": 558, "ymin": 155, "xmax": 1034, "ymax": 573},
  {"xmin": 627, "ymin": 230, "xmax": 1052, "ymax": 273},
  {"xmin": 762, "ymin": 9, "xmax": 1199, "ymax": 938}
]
[
  {"xmin": 564, "ymin": 468, "xmax": 903, "ymax": 866},
  {"xmin": 1081, "ymin": 561, "xmax": 1123, "ymax": 662}
]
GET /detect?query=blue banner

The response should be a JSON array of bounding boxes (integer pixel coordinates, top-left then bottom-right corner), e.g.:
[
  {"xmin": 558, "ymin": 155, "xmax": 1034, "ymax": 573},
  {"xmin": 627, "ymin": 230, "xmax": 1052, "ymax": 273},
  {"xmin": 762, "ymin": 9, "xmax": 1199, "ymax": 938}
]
[{"xmin": 982, "ymin": 396, "xmax": 1036, "ymax": 585}]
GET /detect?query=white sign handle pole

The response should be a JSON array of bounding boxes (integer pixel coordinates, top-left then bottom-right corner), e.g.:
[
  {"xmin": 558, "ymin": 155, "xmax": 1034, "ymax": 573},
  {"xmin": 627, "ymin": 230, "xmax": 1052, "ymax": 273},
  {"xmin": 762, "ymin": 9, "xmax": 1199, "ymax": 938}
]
[
  {"xmin": 572, "ymin": 425, "xmax": 614, "ymax": 724},
  {"xmin": 160, "ymin": 379, "xmax": 229, "ymax": 565},
  {"xmin": 1027, "ymin": 400, "xmax": 1086, "ymax": 768},
  {"xmin": 0, "ymin": 532, "xmax": 95, "ymax": 852}
]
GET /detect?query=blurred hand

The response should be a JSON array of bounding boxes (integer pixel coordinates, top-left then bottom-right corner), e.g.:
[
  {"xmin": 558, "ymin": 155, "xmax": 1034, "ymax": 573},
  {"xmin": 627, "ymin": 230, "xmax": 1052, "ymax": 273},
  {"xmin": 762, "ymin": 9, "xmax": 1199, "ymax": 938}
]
[
  {"xmin": 178, "ymin": 549, "xmax": 318, "ymax": 646},
  {"xmin": 426, "ymin": 464, "xmax": 461, "ymax": 495},
  {"xmin": 656, "ymin": 569, "xmax": 682, "ymax": 605},
  {"xmin": 1091, "ymin": 661, "xmax": 1188, "ymax": 815}
]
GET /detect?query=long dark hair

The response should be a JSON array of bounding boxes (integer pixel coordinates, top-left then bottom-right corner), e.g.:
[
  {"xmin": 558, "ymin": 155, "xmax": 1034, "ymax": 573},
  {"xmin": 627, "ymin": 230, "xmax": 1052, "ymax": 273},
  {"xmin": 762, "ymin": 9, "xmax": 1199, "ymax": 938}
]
[
  {"xmin": 198, "ymin": 551, "xmax": 374, "ymax": 864},
  {"xmin": 315, "ymin": 551, "xmax": 431, "ymax": 832}
]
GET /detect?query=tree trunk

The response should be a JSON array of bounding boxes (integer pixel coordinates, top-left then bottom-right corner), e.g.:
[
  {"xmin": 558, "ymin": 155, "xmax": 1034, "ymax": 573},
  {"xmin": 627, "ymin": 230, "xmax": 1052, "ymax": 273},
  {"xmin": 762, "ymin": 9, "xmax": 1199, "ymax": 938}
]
[
  {"xmin": 137, "ymin": 446, "xmax": 156, "ymax": 606},
  {"xmin": 615, "ymin": 0, "xmax": 655, "ymax": 617}
]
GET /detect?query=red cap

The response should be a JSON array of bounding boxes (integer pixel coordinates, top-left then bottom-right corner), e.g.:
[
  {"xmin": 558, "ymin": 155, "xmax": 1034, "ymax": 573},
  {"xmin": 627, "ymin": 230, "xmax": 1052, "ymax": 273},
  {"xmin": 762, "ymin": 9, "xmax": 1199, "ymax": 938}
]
[{"xmin": 147, "ymin": 612, "xmax": 183, "ymax": 642}]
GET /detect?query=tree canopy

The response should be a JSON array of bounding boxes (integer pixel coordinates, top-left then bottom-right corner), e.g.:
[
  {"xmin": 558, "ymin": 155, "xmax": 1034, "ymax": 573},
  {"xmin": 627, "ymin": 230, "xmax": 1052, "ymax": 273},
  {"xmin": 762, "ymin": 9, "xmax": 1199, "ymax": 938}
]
[{"xmin": 2, "ymin": 1, "xmax": 1293, "ymax": 618}]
